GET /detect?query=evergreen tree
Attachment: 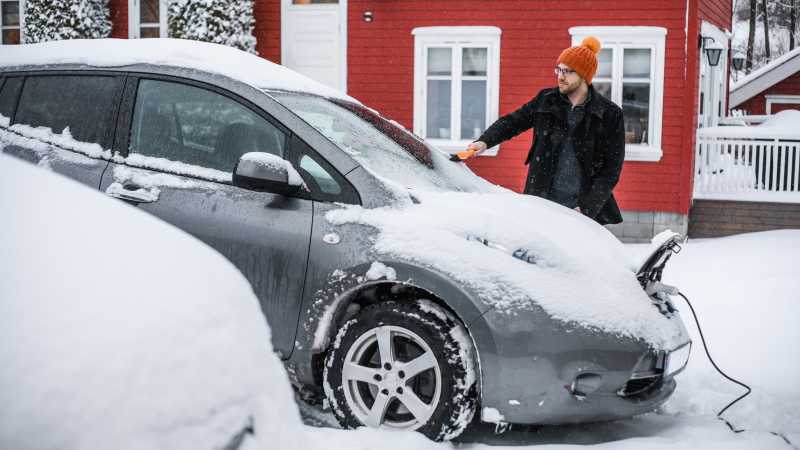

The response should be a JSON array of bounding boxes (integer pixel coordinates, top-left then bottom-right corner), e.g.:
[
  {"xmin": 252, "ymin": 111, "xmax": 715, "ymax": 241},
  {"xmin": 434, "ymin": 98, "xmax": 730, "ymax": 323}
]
[
  {"xmin": 23, "ymin": 0, "xmax": 111, "ymax": 43},
  {"xmin": 168, "ymin": 0, "xmax": 257, "ymax": 54}
]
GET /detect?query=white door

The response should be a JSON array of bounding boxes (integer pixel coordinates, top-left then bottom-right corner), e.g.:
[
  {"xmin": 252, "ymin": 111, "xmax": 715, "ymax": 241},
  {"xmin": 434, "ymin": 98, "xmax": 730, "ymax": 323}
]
[
  {"xmin": 282, "ymin": 0, "xmax": 347, "ymax": 93},
  {"xmin": 698, "ymin": 22, "xmax": 729, "ymax": 128}
]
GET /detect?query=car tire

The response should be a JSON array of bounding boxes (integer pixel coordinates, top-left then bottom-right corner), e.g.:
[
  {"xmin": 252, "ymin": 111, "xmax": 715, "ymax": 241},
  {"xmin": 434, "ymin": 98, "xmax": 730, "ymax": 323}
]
[{"xmin": 323, "ymin": 300, "xmax": 477, "ymax": 441}]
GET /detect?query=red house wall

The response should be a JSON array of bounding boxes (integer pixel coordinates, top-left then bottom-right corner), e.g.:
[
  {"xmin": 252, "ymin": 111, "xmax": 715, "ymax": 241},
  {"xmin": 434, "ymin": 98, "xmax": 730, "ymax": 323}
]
[
  {"xmin": 737, "ymin": 71, "xmax": 800, "ymax": 114},
  {"xmin": 347, "ymin": 0, "xmax": 696, "ymax": 214},
  {"xmin": 108, "ymin": 0, "xmax": 128, "ymax": 38},
  {"xmin": 253, "ymin": 1, "xmax": 281, "ymax": 62}
]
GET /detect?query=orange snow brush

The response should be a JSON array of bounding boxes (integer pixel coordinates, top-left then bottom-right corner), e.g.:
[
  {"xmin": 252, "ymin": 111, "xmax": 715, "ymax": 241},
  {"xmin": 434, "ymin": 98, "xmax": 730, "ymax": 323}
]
[{"xmin": 449, "ymin": 148, "xmax": 478, "ymax": 162}]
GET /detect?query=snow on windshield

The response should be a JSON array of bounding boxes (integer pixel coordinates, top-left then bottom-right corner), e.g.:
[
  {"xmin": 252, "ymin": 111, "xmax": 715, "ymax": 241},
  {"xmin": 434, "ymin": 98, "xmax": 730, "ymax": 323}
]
[{"xmin": 271, "ymin": 93, "xmax": 497, "ymax": 194}]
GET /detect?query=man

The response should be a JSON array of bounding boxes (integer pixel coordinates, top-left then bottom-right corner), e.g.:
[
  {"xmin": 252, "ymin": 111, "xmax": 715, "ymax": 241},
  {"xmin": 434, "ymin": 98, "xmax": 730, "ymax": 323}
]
[{"xmin": 466, "ymin": 36, "xmax": 625, "ymax": 225}]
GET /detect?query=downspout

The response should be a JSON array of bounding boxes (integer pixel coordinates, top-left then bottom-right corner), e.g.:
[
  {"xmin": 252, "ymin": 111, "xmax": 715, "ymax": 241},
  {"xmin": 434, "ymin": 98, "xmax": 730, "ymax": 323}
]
[{"xmin": 682, "ymin": 0, "xmax": 700, "ymax": 217}]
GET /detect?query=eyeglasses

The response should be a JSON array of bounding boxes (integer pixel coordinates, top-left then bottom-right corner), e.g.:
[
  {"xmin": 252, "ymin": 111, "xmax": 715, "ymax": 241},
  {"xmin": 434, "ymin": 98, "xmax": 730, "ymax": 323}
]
[{"xmin": 554, "ymin": 67, "xmax": 576, "ymax": 76}]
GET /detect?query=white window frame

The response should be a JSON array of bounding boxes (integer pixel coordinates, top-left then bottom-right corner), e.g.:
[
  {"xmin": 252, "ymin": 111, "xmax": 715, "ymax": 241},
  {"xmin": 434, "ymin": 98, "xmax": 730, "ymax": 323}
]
[
  {"xmin": 570, "ymin": 26, "xmax": 667, "ymax": 162},
  {"xmin": 128, "ymin": 0, "xmax": 168, "ymax": 39},
  {"xmin": 765, "ymin": 95, "xmax": 800, "ymax": 114},
  {"xmin": 0, "ymin": 0, "xmax": 25, "ymax": 44},
  {"xmin": 412, "ymin": 26, "xmax": 501, "ymax": 155}
]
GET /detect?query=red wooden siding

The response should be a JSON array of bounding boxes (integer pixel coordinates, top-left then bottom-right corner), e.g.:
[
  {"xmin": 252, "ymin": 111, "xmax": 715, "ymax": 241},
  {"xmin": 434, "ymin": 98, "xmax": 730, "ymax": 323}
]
[
  {"xmin": 108, "ymin": 0, "xmax": 128, "ymax": 38},
  {"xmin": 347, "ymin": 0, "xmax": 695, "ymax": 214},
  {"xmin": 254, "ymin": 1, "xmax": 281, "ymax": 62},
  {"xmin": 737, "ymin": 71, "xmax": 800, "ymax": 115}
]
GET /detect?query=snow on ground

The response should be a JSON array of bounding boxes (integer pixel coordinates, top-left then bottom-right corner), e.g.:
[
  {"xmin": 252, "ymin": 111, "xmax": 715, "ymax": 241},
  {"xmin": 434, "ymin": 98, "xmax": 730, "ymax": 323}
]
[
  {"xmin": 0, "ymin": 155, "xmax": 305, "ymax": 450},
  {"xmin": 298, "ymin": 230, "xmax": 800, "ymax": 450}
]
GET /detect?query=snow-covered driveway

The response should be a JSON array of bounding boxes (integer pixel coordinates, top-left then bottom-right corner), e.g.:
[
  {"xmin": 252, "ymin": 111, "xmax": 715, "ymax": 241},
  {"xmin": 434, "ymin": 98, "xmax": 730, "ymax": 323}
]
[{"xmin": 300, "ymin": 230, "xmax": 800, "ymax": 450}]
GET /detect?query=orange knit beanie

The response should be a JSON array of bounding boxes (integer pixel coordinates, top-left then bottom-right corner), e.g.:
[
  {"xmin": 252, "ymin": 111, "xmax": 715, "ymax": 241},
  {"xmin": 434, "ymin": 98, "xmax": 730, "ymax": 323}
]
[{"xmin": 557, "ymin": 36, "xmax": 602, "ymax": 84}]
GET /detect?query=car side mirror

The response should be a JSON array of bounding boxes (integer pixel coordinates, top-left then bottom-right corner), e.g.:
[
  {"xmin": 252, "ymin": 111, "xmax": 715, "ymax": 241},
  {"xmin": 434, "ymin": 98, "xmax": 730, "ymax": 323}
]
[{"xmin": 233, "ymin": 152, "xmax": 305, "ymax": 196}]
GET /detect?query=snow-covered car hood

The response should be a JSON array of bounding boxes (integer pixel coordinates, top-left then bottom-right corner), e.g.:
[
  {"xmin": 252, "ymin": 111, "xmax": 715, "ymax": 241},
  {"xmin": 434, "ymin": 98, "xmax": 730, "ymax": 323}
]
[{"xmin": 327, "ymin": 189, "xmax": 687, "ymax": 350}]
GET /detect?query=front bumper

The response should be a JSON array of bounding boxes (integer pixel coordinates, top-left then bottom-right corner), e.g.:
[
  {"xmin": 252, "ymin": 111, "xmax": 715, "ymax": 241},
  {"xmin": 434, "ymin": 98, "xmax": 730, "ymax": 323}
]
[{"xmin": 468, "ymin": 304, "xmax": 691, "ymax": 425}]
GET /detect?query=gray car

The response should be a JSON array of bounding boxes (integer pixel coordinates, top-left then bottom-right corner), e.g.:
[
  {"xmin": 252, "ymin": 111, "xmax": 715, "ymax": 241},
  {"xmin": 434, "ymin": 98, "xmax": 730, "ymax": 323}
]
[{"xmin": 1, "ymin": 39, "xmax": 691, "ymax": 441}]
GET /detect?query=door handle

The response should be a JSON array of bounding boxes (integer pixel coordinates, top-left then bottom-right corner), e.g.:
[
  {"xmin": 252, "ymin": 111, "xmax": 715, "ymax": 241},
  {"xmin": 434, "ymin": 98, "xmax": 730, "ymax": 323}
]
[{"xmin": 105, "ymin": 182, "xmax": 160, "ymax": 203}]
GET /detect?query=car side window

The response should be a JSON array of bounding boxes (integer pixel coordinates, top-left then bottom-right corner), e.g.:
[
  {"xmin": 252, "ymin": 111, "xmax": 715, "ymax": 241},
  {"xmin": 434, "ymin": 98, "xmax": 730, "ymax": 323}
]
[
  {"xmin": 299, "ymin": 155, "xmax": 341, "ymax": 195},
  {"xmin": 129, "ymin": 79, "xmax": 287, "ymax": 173},
  {"xmin": 0, "ymin": 77, "xmax": 23, "ymax": 121},
  {"xmin": 14, "ymin": 75, "xmax": 122, "ymax": 146}
]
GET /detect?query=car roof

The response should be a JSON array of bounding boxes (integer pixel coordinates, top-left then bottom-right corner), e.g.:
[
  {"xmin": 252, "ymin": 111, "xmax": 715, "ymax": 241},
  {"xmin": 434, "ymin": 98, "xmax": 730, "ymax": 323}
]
[{"xmin": 0, "ymin": 38, "xmax": 356, "ymax": 103}]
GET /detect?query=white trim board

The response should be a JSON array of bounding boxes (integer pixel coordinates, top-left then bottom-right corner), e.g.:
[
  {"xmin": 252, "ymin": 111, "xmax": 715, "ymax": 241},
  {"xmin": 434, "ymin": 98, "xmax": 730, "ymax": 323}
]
[
  {"xmin": 128, "ymin": 0, "xmax": 168, "ymax": 39},
  {"xmin": 766, "ymin": 95, "xmax": 800, "ymax": 114},
  {"xmin": 730, "ymin": 47, "xmax": 800, "ymax": 108}
]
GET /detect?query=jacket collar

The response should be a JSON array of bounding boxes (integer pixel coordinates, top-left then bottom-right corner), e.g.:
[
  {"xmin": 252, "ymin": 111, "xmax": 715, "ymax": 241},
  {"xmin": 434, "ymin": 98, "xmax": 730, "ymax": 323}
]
[{"xmin": 540, "ymin": 85, "xmax": 605, "ymax": 119}]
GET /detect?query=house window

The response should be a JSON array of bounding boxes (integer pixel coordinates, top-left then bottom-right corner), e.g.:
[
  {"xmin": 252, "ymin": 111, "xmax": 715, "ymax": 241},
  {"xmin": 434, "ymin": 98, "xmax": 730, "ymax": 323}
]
[
  {"xmin": 1, "ymin": 0, "xmax": 23, "ymax": 44},
  {"xmin": 129, "ymin": 0, "xmax": 167, "ymax": 38},
  {"xmin": 412, "ymin": 26, "xmax": 501, "ymax": 155},
  {"xmin": 570, "ymin": 27, "xmax": 667, "ymax": 162}
]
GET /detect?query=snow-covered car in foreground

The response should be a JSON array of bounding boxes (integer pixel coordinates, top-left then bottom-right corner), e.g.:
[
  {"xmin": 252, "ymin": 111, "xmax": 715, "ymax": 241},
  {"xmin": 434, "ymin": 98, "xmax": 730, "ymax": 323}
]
[
  {"xmin": 1, "ymin": 39, "xmax": 691, "ymax": 441},
  {"xmin": 0, "ymin": 154, "xmax": 305, "ymax": 450}
]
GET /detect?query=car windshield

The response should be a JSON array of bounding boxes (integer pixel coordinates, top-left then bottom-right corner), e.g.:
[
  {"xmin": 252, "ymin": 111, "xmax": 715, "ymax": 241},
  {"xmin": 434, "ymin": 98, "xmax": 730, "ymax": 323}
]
[{"xmin": 270, "ymin": 92, "xmax": 492, "ymax": 194}]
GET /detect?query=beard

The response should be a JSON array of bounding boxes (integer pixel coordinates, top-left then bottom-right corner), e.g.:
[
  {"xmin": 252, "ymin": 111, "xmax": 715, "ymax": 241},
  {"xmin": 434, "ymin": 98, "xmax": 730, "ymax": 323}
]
[{"xmin": 558, "ymin": 80, "xmax": 580, "ymax": 94}]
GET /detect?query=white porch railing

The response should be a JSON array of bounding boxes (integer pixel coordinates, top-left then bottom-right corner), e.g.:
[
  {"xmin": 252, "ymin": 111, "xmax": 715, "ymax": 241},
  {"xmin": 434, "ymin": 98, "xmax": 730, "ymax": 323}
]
[{"xmin": 694, "ymin": 127, "xmax": 800, "ymax": 203}]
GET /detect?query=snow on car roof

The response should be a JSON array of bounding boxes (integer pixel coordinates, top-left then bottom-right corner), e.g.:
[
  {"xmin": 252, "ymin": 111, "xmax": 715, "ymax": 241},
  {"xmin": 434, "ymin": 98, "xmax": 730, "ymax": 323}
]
[{"xmin": 0, "ymin": 38, "xmax": 355, "ymax": 102}]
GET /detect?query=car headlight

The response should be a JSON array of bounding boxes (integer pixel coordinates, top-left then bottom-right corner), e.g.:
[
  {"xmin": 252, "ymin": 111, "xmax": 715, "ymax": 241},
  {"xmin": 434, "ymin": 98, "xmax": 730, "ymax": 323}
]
[{"xmin": 665, "ymin": 342, "xmax": 691, "ymax": 377}]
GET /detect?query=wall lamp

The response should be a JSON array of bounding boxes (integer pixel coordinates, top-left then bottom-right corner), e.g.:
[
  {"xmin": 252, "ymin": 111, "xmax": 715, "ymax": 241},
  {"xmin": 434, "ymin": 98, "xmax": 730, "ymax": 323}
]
[{"xmin": 699, "ymin": 36, "xmax": 722, "ymax": 67}]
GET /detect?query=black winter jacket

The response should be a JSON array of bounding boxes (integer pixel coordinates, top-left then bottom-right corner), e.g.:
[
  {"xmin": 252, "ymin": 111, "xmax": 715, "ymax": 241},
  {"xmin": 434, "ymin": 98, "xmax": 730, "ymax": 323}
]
[{"xmin": 478, "ymin": 86, "xmax": 625, "ymax": 225}]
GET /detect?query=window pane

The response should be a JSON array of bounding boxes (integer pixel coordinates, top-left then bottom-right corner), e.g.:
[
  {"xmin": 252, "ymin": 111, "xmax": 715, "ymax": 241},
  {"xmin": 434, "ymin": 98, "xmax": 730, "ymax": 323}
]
[
  {"xmin": 461, "ymin": 80, "xmax": 486, "ymax": 140},
  {"xmin": 596, "ymin": 48, "xmax": 612, "ymax": 78},
  {"xmin": 130, "ymin": 79, "xmax": 287, "ymax": 172},
  {"xmin": 299, "ymin": 155, "xmax": 341, "ymax": 194},
  {"xmin": 624, "ymin": 49, "xmax": 651, "ymax": 78},
  {"xmin": 427, "ymin": 48, "xmax": 452, "ymax": 76},
  {"xmin": 622, "ymin": 82, "xmax": 650, "ymax": 144},
  {"xmin": 140, "ymin": 0, "xmax": 159, "ymax": 23},
  {"xmin": 593, "ymin": 81, "xmax": 612, "ymax": 99},
  {"xmin": 15, "ymin": 76, "xmax": 122, "ymax": 145},
  {"xmin": 2, "ymin": 1, "xmax": 19, "ymax": 26},
  {"xmin": 140, "ymin": 27, "xmax": 160, "ymax": 38},
  {"xmin": 2, "ymin": 28, "xmax": 19, "ymax": 44},
  {"xmin": 0, "ymin": 77, "xmax": 22, "ymax": 119},
  {"xmin": 426, "ymin": 80, "xmax": 451, "ymax": 139},
  {"xmin": 462, "ymin": 48, "xmax": 487, "ymax": 76}
]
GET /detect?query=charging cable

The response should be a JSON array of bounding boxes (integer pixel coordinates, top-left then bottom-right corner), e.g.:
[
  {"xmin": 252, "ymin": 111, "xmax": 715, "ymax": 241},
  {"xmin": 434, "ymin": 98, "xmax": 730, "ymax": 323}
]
[
  {"xmin": 674, "ymin": 291, "xmax": 751, "ymax": 431},
  {"xmin": 675, "ymin": 291, "xmax": 796, "ymax": 448}
]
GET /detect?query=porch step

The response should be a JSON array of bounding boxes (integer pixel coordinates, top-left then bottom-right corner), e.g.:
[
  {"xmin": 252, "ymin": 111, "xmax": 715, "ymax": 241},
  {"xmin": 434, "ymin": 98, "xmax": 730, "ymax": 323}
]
[{"xmin": 688, "ymin": 199, "xmax": 800, "ymax": 238}]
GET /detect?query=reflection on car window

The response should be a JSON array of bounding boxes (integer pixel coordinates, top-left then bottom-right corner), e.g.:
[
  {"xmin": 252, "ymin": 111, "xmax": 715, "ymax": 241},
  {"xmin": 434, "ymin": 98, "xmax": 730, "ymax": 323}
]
[
  {"xmin": 15, "ymin": 75, "xmax": 122, "ymax": 146},
  {"xmin": 299, "ymin": 155, "xmax": 341, "ymax": 195},
  {"xmin": 130, "ymin": 79, "xmax": 287, "ymax": 173},
  {"xmin": 272, "ymin": 92, "xmax": 491, "ymax": 194}
]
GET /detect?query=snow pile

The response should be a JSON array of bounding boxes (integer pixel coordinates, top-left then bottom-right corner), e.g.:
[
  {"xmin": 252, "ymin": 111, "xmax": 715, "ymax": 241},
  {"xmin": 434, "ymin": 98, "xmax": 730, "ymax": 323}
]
[
  {"xmin": 327, "ymin": 190, "xmax": 685, "ymax": 350},
  {"xmin": 698, "ymin": 110, "xmax": 800, "ymax": 139},
  {"xmin": 0, "ymin": 38, "xmax": 352, "ymax": 101},
  {"xmin": 169, "ymin": 0, "xmax": 257, "ymax": 54},
  {"xmin": 0, "ymin": 155, "xmax": 305, "ymax": 450},
  {"xmin": 660, "ymin": 230, "xmax": 800, "ymax": 442},
  {"xmin": 23, "ymin": 0, "xmax": 111, "ymax": 43}
]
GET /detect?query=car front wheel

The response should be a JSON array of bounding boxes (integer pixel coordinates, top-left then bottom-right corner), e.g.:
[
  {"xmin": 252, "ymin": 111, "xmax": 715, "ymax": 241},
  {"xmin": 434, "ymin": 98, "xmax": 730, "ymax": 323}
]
[{"xmin": 323, "ymin": 300, "xmax": 477, "ymax": 441}]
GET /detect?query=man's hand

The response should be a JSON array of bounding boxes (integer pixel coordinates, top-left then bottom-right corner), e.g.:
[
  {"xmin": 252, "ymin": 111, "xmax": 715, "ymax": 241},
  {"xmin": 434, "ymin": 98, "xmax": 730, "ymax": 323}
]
[
  {"xmin": 574, "ymin": 207, "xmax": 582, "ymax": 213},
  {"xmin": 466, "ymin": 141, "xmax": 488, "ymax": 155}
]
